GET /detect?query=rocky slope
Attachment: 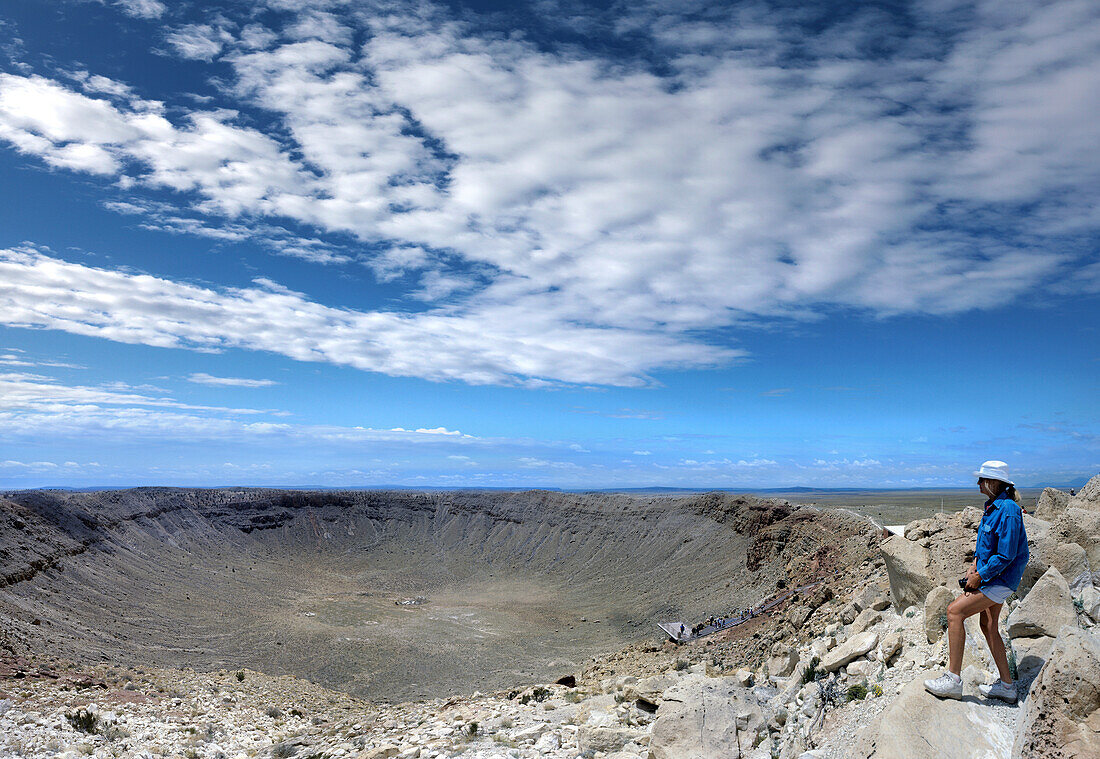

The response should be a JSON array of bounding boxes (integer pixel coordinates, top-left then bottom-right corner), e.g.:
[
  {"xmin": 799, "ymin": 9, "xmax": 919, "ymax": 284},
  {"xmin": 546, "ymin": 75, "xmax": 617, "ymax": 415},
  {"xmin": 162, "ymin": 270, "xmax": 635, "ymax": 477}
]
[{"xmin": 2, "ymin": 479, "xmax": 1098, "ymax": 758}]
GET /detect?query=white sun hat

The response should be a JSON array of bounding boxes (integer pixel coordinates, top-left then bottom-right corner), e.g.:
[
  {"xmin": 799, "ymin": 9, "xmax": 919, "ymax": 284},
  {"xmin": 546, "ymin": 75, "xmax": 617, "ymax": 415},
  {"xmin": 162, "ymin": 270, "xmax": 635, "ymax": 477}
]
[{"xmin": 974, "ymin": 460, "xmax": 1014, "ymax": 485}]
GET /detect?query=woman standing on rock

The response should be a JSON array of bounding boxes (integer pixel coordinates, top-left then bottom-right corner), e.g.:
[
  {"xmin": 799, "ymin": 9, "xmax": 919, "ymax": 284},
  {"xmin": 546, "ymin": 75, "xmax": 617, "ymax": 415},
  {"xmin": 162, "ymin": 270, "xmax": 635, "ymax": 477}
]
[{"xmin": 924, "ymin": 460, "xmax": 1029, "ymax": 703}]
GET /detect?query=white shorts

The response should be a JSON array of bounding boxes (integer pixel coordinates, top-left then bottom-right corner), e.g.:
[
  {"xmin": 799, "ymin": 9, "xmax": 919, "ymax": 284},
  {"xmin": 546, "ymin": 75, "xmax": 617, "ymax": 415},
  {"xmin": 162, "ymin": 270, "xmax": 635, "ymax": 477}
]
[{"xmin": 981, "ymin": 585, "xmax": 1013, "ymax": 604}]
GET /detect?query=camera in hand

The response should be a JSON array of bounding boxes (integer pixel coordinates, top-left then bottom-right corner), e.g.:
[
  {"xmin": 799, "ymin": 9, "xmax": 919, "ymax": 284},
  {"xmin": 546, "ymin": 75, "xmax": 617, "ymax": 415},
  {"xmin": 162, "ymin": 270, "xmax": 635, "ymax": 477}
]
[{"xmin": 958, "ymin": 578, "xmax": 967, "ymax": 589}]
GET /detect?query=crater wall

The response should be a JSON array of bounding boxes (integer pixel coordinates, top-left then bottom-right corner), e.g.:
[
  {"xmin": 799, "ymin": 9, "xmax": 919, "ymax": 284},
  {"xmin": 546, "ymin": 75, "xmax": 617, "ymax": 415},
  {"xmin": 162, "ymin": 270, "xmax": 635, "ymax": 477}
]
[{"xmin": 0, "ymin": 488, "xmax": 876, "ymax": 700}]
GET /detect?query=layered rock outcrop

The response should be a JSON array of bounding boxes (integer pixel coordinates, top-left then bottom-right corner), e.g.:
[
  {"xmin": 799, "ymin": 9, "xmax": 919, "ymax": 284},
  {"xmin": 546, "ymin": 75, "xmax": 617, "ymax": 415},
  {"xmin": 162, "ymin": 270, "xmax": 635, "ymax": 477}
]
[{"xmin": 1013, "ymin": 627, "xmax": 1100, "ymax": 759}]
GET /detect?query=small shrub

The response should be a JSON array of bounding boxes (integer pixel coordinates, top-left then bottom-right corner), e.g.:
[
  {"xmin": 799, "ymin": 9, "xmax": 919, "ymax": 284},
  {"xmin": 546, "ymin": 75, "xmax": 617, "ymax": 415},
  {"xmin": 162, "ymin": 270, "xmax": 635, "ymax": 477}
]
[
  {"xmin": 465, "ymin": 721, "xmax": 479, "ymax": 737},
  {"xmin": 65, "ymin": 709, "xmax": 99, "ymax": 734},
  {"xmin": 517, "ymin": 686, "xmax": 550, "ymax": 705},
  {"xmin": 271, "ymin": 743, "xmax": 296, "ymax": 759},
  {"xmin": 1008, "ymin": 646, "xmax": 1018, "ymax": 681},
  {"xmin": 800, "ymin": 656, "xmax": 823, "ymax": 686},
  {"xmin": 290, "ymin": 708, "xmax": 304, "ymax": 718},
  {"xmin": 1074, "ymin": 598, "xmax": 1085, "ymax": 614},
  {"xmin": 846, "ymin": 682, "xmax": 869, "ymax": 702},
  {"xmin": 100, "ymin": 723, "xmax": 130, "ymax": 741},
  {"xmin": 563, "ymin": 690, "xmax": 582, "ymax": 703},
  {"xmin": 939, "ymin": 613, "xmax": 948, "ymax": 631},
  {"xmin": 673, "ymin": 659, "xmax": 689, "ymax": 671},
  {"xmin": 819, "ymin": 677, "xmax": 844, "ymax": 708},
  {"xmin": 265, "ymin": 706, "xmax": 283, "ymax": 719},
  {"xmin": 236, "ymin": 671, "xmax": 245, "ymax": 682},
  {"xmin": 905, "ymin": 610, "xmax": 915, "ymax": 618},
  {"xmin": 871, "ymin": 684, "xmax": 883, "ymax": 697}
]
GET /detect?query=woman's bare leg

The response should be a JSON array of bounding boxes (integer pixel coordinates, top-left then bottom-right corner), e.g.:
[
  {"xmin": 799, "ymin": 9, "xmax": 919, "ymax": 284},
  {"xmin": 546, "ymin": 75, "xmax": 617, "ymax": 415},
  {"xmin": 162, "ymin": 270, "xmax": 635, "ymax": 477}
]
[
  {"xmin": 947, "ymin": 591, "xmax": 996, "ymax": 675},
  {"xmin": 979, "ymin": 602, "xmax": 1012, "ymax": 682}
]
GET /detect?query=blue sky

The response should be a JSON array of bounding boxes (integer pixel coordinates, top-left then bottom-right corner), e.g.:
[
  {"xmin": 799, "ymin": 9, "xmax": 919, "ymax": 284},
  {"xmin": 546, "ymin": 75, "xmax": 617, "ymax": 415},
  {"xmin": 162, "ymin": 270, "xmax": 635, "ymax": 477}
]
[{"xmin": 0, "ymin": 0, "xmax": 1097, "ymax": 489}]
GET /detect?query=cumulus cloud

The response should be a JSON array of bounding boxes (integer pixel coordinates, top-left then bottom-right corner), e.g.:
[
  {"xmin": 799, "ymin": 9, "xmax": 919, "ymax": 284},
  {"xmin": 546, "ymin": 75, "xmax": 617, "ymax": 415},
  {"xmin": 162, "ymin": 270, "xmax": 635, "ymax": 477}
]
[{"xmin": 0, "ymin": 0, "xmax": 1094, "ymax": 387}]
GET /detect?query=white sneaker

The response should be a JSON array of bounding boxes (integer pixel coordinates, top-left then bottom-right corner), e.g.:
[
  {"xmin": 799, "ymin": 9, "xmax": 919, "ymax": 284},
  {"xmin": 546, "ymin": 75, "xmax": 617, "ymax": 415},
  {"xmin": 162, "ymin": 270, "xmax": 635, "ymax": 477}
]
[
  {"xmin": 924, "ymin": 672, "xmax": 963, "ymax": 699},
  {"xmin": 978, "ymin": 680, "xmax": 1017, "ymax": 703}
]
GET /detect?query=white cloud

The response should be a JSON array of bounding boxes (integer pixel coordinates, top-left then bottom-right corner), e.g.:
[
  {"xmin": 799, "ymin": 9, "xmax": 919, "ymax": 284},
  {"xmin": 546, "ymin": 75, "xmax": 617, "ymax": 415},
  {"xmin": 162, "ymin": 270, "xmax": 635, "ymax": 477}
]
[
  {"xmin": 1, "ymin": 460, "xmax": 58, "ymax": 470},
  {"xmin": 115, "ymin": 0, "xmax": 165, "ymax": 20},
  {"xmin": 165, "ymin": 24, "xmax": 232, "ymax": 61},
  {"xmin": 391, "ymin": 426, "xmax": 464, "ymax": 436},
  {"xmin": 0, "ymin": 371, "xmax": 273, "ymax": 416},
  {"xmin": 0, "ymin": 247, "xmax": 727, "ymax": 386},
  {"xmin": 0, "ymin": 0, "xmax": 1094, "ymax": 388},
  {"xmin": 0, "ymin": 370, "xmax": 476, "ymax": 446},
  {"xmin": 0, "ymin": 352, "xmax": 82, "ymax": 369},
  {"xmin": 187, "ymin": 373, "xmax": 278, "ymax": 387},
  {"xmin": 516, "ymin": 456, "xmax": 581, "ymax": 470}
]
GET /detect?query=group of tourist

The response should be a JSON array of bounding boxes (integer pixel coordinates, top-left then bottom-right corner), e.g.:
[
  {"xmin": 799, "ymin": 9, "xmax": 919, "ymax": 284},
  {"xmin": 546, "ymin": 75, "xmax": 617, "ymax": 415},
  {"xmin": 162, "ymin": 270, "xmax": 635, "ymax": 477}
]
[{"xmin": 678, "ymin": 604, "xmax": 760, "ymax": 639}]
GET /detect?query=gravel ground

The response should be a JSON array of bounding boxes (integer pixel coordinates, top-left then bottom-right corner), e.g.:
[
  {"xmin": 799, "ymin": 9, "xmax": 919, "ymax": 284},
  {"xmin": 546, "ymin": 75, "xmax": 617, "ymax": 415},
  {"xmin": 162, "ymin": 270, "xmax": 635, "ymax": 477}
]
[{"xmin": 814, "ymin": 603, "xmax": 1032, "ymax": 759}]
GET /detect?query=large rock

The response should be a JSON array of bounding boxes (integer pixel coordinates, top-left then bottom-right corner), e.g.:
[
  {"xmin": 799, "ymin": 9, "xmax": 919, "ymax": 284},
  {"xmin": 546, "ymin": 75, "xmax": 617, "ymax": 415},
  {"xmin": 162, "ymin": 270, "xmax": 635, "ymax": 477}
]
[
  {"xmin": 787, "ymin": 604, "xmax": 811, "ymax": 628},
  {"xmin": 648, "ymin": 674, "xmax": 767, "ymax": 759},
  {"xmin": 1013, "ymin": 628, "xmax": 1100, "ymax": 759},
  {"xmin": 624, "ymin": 673, "xmax": 677, "ymax": 710},
  {"xmin": 1007, "ymin": 566, "xmax": 1077, "ymax": 639},
  {"xmin": 1034, "ymin": 487, "xmax": 1070, "ymax": 520},
  {"xmin": 854, "ymin": 585, "xmax": 890, "ymax": 612},
  {"xmin": 1068, "ymin": 474, "xmax": 1100, "ymax": 508},
  {"xmin": 1010, "ymin": 635, "xmax": 1055, "ymax": 685},
  {"xmin": 1081, "ymin": 585, "xmax": 1100, "ymax": 625},
  {"xmin": 885, "ymin": 509, "xmax": 980, "ymax": 611},
  {"xmin": 852, "ymin": 607, "xmax": 882, "ymax": 634},
  {"xmin": 578, "ymin": 725, "xmax": 644, "ymax": 753},
  {"xmin": 879, "ymin": 631, "xmax": 902, "ymax": 664},
  {"xmin": 925, "ymin": 507, "xmax": 985, "ymax": 583},
  {"xmin": 924, "ymin": 585, "xmax": 955, "ymax": 643},
  {"xmin": 1019, "ymin": 515, "xmax": 1054, "ymax": 596},
  {"xmin": 821, "ymin": 631, "xmax": 878, "ymax": 672},
  {"xmin": 881, "ymin": 536, "xmax": 934, "ymax": 611},
  {"xmin": 1054, "ymin": 508, "xmax": 1100, "ymax": 572},
  {"xmin": 357, "ymin": 747, "xmax": 399, "ymax": 759},
  {"xmin": 1051, "ymin": 542, "xmax": 1092, "ymax": 592},
  {"xmin": 1022, "ymin": 525, "xmax": 1091, "ymax": 596},
  {"xmin": 851, "ymin": 675, "xmax": 1014, "ymax": 759},
  {"xmin": 768, "ymin": 645, "xmax": 799, "ymax": 678}
]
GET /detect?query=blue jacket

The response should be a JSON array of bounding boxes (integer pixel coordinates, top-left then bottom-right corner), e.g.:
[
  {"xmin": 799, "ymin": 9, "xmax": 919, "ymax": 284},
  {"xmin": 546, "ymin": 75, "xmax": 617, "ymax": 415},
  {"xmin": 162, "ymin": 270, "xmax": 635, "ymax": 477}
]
[{"xmin": 976, "ymin": 496, "xmax": 1029, "ymax": 592}]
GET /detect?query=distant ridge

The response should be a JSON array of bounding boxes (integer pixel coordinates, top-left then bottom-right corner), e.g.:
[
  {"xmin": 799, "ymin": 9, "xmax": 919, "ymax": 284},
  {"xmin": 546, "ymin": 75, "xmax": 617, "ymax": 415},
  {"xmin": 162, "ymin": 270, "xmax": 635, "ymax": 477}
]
[{"xmin": 3, "ymin": 484, "xmax": 1077, "ymax": 495}]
